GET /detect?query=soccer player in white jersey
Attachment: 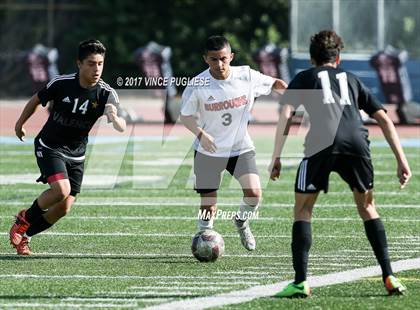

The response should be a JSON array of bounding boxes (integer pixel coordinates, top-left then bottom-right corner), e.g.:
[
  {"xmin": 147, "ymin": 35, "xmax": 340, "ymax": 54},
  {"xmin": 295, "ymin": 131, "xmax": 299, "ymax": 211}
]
[{"xmin": 180, "ymin": 36, "xmax": 287, "ymax": 250}]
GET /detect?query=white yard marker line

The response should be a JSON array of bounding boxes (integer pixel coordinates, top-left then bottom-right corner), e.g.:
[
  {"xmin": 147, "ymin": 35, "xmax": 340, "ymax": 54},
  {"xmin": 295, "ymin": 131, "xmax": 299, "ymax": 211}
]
[
  {"xmin": 100, "ymin": 291, "xmax": 206, "ymax": 296},
  {"xmin": 153, "ymin": 281, "xmax": 259, "ymax": 285},
  {"xmin": 128, "ymin": 286, "xmax": 230, "ymax": 291},
  {"xmin": 0, "ymin": 231, "xmax": 418, "ymax": 240},
  {"xmin": 0, "ymin": 303, "xmax": 136, "ymax": 308},
  {"xmin": 143, "ymin": 257, "xmax": 420, "ymax": 310},
  {"xmin": 2, "ymin": 187, "xmax": 418, "ymax": 196},
  {"xmin": 212, "ymin": 271, "xmax": 272, "ymax": 275},
  {"xmin": 0, "ymin": 273, "xmax": 277, "ymax": 280},
  {"xmin": 1, "ymin": 215, "xmax": 420, "ymax": 222},
  {"xmin": 2, "ymin": 201, "xmax": 419, "ymax": 208},
  {"xmin": 341, "ymin": 249, "xmax": 420, "ymax": 254},
  {"xmin": 0, "ymin": 252, "xmax": 388, "ymax": 260},
  {"xmin": 62, "ymin": 297, "xmax": 169, "ymax": 303}
]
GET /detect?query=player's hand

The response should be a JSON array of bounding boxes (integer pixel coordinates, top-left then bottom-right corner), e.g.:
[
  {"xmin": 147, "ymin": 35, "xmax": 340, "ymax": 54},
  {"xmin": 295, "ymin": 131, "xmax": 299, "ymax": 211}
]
[
  {"xmin": 15, "ymin": 123, "xmax": 26, "ymax": 142},
  {"xmin": 269, "ymin": 157, "xmax": 281, "ymax": 180},
  {"xmin": 397, "ymin": 160, "xmax": 411, "ymax": 189},
  {"xmin": 198, "ymin": 131, "xmax": 217, "ymax": 153},
  {"xmin": 105, "ymin": 103, "xmax": 117, "ymax": 122}
]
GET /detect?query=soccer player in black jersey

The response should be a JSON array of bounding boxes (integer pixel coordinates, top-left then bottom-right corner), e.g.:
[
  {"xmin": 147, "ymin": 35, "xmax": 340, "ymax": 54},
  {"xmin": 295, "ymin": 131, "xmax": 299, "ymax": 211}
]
[
  {"xmin": 269, "ymin": 31, "xmax": 411, "ymax": 297},
  {"xmin": 10, "ymin": 39, "xmax": 126, "ymax": 255}
]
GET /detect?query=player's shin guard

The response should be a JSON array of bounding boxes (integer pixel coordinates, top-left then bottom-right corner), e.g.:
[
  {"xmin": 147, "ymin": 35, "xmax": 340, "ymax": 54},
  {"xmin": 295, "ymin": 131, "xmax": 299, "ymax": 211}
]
[
  {"xmin": 291, "ymin": 221, "xmax": 312, "ymax": 284},
  {"xmin": 25, "ymin": 215, "xmax": 53, "ymax": 237},
  {"xmin": 364, "ymin": 218, "xmax": 393, "ymax": 282},
  {"xmin": 25, "ymin": 199, "xmax": 47, "ymax": 223}
]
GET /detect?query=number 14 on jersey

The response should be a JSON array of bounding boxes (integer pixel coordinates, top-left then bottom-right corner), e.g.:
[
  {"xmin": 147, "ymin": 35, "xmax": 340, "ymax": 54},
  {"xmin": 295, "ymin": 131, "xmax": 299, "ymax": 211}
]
[{"xmin": 71, "ymin": 98, "xmax": 89, "ymax": 114}]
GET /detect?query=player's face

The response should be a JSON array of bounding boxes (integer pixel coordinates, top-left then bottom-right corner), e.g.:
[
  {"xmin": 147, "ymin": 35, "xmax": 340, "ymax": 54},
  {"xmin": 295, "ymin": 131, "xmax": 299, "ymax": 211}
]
[
  {"xmin": 77, "ymin": 54, "xmax": 104, "ymax": 87},
  {"xmin": 204, "ymin": 47, "xmax": 234, "ymax": 80}
]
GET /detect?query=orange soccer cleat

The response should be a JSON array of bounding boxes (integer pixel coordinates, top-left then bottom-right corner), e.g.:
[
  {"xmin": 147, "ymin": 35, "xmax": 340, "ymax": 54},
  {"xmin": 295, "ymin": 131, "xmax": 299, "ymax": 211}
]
[{"xmin": 9, "ymin": 210, "xmax": 30, "ymax": 246}]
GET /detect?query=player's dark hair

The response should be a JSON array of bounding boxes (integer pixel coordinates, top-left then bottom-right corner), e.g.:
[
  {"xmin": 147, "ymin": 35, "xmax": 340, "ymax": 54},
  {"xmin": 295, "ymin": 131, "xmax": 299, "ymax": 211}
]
[
  {"xmin": 78, "ymin": 39, "xmax": 106, "ymax": 61},
  {"xmin": 204, "ymin": 36, "xmax": 231, "ymax": 54},
  {"xmin": 309, "ymin": 30, "xmax": 344, "ymax": 66}
]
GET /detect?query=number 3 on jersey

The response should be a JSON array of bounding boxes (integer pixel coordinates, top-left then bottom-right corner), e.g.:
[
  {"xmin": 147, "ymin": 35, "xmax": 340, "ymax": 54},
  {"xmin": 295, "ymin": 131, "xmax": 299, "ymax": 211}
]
[
  {"xmin": 221, "ymin": 113, "xmax": 232, "ymax": 126},
  {"xmin": 72, "ymin": 98, "xmax": 89, "ymax": 114},
  {"xmin": 317, "ymin": 71, "xmax": 351, "ymax": 105}
]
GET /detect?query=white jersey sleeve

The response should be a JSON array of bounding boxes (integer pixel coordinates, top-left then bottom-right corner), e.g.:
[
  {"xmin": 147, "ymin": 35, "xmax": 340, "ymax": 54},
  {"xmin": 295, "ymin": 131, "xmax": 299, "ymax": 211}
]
[
  {"xmin": 250, "ymin": 69, "xmax": 275, "ymax": 97},
  {"xmin": 181, "ymin": 86, "xmax": 199, "ymax": 116}
]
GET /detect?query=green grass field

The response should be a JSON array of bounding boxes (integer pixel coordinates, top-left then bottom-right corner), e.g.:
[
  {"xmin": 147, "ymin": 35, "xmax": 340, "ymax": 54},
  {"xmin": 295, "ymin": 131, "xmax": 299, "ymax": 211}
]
[{"xmin": 0, "ymin": 135, "xmax": 419, "ymax": 309}]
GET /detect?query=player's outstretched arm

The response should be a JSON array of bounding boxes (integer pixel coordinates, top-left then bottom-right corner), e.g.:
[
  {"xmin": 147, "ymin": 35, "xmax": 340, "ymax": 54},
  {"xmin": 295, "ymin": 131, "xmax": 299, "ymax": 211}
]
[
  {"xmin": 180, "ymin": 114, "xmax": 216, "ymax": 153},
  {"xmin": 105, "ymin": 103, "xmax": 126, "ymax": 132},
  {"xmin": 373, "ymin": 109, "xmax": 412, "ymax": 188},
  {"xmin": 272, "ymin": 79, "xmax": 288, "ymax": 94},
  {"xmin": 15, "ymin": 94, "xmax": 41, "ymax": 141},
  {"xmin": 269, "ymin": 103, "xmax": 294, "ymax": 180}
]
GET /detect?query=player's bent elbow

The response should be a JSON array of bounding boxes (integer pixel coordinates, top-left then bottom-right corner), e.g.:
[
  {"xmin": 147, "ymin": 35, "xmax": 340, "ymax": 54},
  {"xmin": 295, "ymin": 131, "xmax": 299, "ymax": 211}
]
[
  {"xmin": 114, "ymin": 119, "xmax": 126, "ymax": 132},
  {"xmin": 373, "ymin": 110, "xmax": 392, "ymax": 127}
]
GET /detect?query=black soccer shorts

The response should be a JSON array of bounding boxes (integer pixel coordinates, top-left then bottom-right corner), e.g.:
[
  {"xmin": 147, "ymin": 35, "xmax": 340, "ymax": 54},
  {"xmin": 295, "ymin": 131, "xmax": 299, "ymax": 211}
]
[
  {"xmin": 294, "ymin": 154, "xmax": 374, "ymax": 194},
  {"xmin": 34, "ymin": 138, "xmax": 84, "ymax": 196},
  {"xmin": 194, "ymin": 150, "xmax": 259, "ymax": 194}
]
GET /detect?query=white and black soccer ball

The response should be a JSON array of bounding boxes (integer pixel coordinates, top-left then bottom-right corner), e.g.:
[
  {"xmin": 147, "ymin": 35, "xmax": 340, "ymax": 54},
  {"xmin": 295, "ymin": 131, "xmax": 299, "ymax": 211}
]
[{"xmin": 191, "ymin": 230, "xmax": 225, "ymax": 262}]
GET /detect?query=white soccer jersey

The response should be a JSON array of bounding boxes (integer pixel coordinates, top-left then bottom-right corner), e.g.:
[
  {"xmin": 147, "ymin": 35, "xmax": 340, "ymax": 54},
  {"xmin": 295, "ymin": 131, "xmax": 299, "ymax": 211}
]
[{"xmin": 181, "ymin": 66, "xmax": 275, "ymax": 157}]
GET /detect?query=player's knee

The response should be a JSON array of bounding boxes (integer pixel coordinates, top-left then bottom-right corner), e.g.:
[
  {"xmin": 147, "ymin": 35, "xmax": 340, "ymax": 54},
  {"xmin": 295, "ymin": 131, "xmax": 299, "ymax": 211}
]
[
  {"xmin": 357, "ymin": 197, "xmax": 376, "ymax": 212},
  {"xmin": 59, "ymin": 202, "xmax": 73, "ymax": 217},
  {"xmin": 294, "ymin": 206, "xmax": 313, "ymax": 221},
  {"xmin": 243, "ymin": 188, "xmax": 262, "ymax": 206},
  {"xmin": 51, "ymin": 182, "xmax": 71, "ymax": 202}
]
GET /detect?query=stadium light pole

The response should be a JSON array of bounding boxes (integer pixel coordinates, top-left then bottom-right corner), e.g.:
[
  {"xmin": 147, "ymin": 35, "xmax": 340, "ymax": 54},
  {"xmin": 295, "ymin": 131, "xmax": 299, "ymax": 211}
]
[
  {"xmin": 332, "ymin": 0, "xmax": 340, "ymax": 32},
  {"xmin": 47, "ymin": 0, "xmax": 55, "ymax": 47},
  {"xmin": 377, "ymin": 0, "xmax": 385, "ymax": 50}
]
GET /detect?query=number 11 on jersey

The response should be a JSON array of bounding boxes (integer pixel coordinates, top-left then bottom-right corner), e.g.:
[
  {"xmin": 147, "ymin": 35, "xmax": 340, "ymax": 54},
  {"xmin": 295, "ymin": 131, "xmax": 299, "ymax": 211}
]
[{"xmin": 318, "ymin": 71, "xmax": 351, "ymax": 105}]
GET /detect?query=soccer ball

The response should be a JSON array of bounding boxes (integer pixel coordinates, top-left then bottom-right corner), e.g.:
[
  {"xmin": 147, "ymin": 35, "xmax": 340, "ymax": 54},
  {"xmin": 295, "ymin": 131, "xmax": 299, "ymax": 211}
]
[{"xmin": 191, "ymin": 230, "xmax": 225, "ymax": 262}]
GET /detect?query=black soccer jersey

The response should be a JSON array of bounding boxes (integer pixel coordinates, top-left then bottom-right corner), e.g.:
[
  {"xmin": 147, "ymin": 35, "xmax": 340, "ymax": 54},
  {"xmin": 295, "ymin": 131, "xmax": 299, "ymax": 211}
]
[
  {"xmin": 282, "ymin": 66, "xmax": 384, "ymax": 158},
  {"xmin": 37, "ymin": 72, "xmax": 119, "ymax": 157}
]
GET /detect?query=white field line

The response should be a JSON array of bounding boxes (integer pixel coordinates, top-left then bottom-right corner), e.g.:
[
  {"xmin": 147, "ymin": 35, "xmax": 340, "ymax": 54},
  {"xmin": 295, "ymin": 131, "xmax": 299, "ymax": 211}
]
[
  {"xmin": 0, "ymin": 231, "xmax": 418, "ymax": 240},
  {"xmin": 0, "ymin": 174, "xmax": 163, "ymax": 185},
  {"xmin": 99, "ymin": 292, "xmax": 204, "ymax": 297},
  {"xmin": 2, "ymin": 214, "xmax": 419, "ymax": 222},
  {"xmin": 2, "ymin": 150, "xmax": 419, "ymax": 159},
  {"xmin": 152, "ymin": 281, "xmax": 259, "ymax": 285},
  {"xmin": 1, "ymin": 187, "xmax": 418, "ymax": 195},
  {"xmin": 62, "ymin": 297, "xmax": 169, "ymax": 303},
  {"xmin": 211, "ymin": 271, "xmax": 272, "ymax": 275},
  {"xmin": 341, "ymin": 249, "xmax": 420, "ymax": 254},
  {"xmin": 241, "ymin": 266, "xmax": 344, "ymax": 271},
  {"xmin": 127, "ymin": 286, "xmax": 230, "ymax": 291},
  {"xmin": 2, "ymin": 201, "xmax": 420, "ymax": 209},
  {"xmin": 0, "ymin": 304, "xmax": 136, "ymax": 309},
  {"xmin": 0, "ymin": 273, "xmax": 281, "ymax": 280},
  {"xmin": 0, "ymin": 252, "xmax": 405, "ymax": 260},
  {"xmin": 1, "ymin": 214, "xmax": 419, "ymax": 222},
  {"xmin": 143, "ymin": 257, "xmax": 420, "ymax": 310}
]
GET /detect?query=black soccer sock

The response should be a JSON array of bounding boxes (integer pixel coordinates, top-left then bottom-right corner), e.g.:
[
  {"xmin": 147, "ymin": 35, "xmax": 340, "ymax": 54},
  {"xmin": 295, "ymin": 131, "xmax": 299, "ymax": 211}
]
[
  {"xmin": 25, "ymin": 199, "xmax": 47, "ymax": 223},
  {"xmin": 26, "ymin": 215, "xmax": 53, "ymax": 237},
  {"xmin": 291, "ymin": 221, "xmax": 312, "ymax": 284},
  {"xmin": 364, "ymin": 218, "xmax": 393, "ymax": 282}
]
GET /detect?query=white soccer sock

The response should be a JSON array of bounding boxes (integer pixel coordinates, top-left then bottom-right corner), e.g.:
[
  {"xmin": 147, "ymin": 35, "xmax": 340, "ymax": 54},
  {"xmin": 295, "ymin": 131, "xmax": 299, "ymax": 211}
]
[
  {"xmin": 237, "ymin": 200, "xmax": 259, "ymax": 221},
  {"xmin": 198, "ymin": 218, "xmax": 214, "ymax": 231}
]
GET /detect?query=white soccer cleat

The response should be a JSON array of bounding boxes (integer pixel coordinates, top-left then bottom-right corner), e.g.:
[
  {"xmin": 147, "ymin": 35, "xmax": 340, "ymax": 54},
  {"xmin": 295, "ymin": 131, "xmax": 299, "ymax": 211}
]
[{"xmin": 233, "ymin": 217, "xmax": 256, "ymax": 251}]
